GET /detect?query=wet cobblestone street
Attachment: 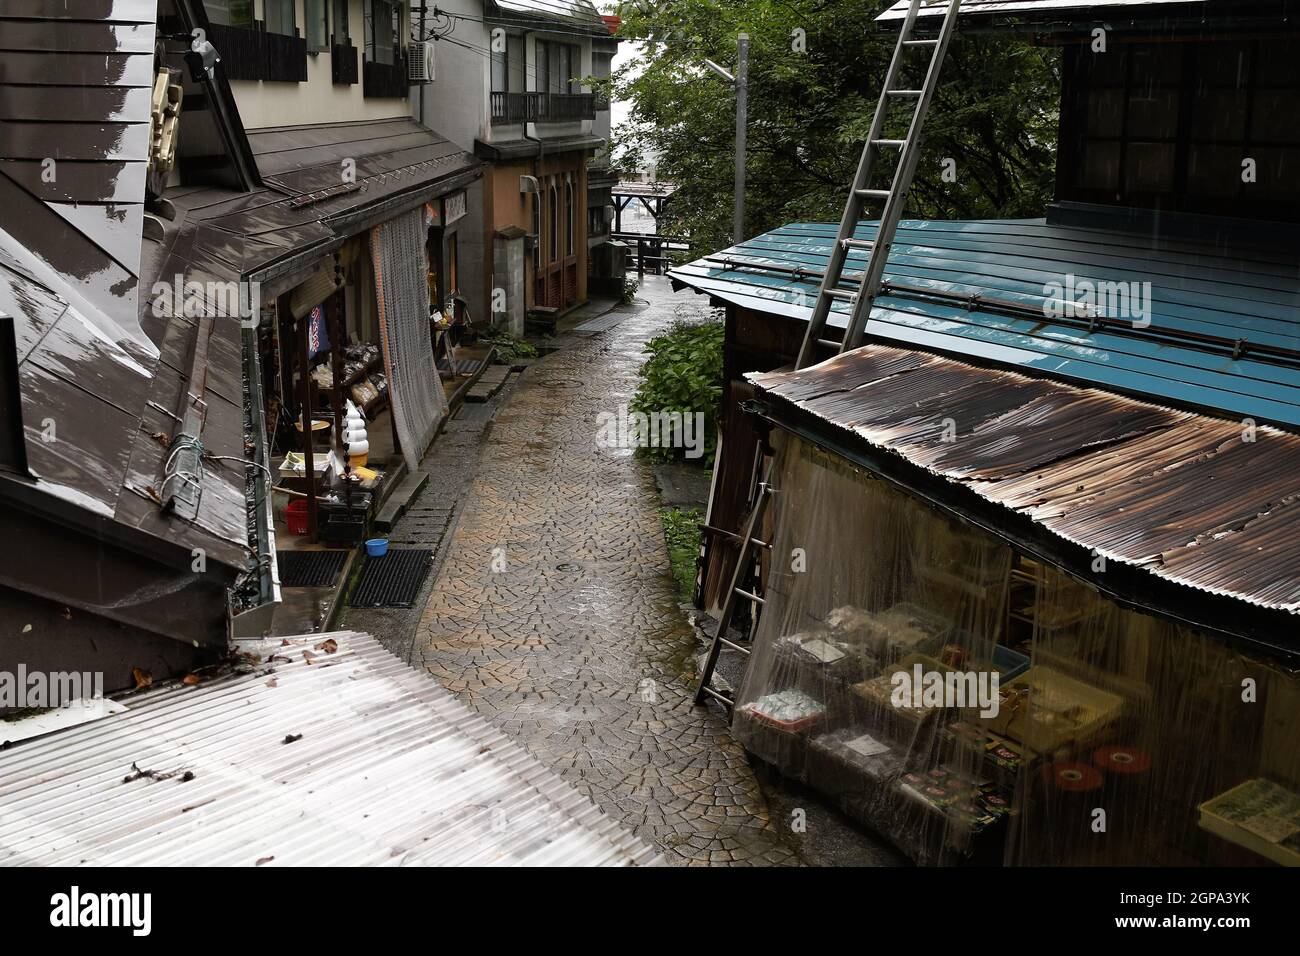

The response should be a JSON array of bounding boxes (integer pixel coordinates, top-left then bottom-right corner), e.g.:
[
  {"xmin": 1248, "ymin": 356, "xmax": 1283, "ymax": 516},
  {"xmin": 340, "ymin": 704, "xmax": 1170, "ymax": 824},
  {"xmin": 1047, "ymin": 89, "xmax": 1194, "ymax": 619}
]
[{"xmin": 366, "ymin": 277, "xmax": 901, "ymax": 866}]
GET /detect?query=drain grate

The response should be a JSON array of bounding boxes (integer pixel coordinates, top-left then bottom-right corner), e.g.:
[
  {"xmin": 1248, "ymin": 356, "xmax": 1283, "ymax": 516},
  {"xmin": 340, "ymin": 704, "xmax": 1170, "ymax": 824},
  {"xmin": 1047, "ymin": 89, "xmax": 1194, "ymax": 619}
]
[
  {"xmin": 537, "ymin": 378, "xmax": 583, "ymax": 390},
  {"xmin": 350, "ymin": 549, "xmax": 434, "ymax": 607},
  {"xmin": 279, "ymin": 550, "xmax": 349, "ymax": 588}
]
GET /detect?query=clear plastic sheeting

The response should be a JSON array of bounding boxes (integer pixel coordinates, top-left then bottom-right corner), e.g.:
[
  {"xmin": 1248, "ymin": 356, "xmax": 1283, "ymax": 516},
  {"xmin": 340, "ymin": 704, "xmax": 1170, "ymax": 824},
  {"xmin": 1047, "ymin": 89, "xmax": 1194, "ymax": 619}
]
[{"xmin": 733, "ymin": 433, "xmax": 1300, "ymax": 866}]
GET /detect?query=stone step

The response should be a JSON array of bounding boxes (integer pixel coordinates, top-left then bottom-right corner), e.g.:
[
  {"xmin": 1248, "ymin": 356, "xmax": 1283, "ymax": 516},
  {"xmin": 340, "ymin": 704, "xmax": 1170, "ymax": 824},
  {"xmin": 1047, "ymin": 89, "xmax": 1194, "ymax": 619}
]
[
  {"xmin": 372, "ymin": 470, "xmax": 430, "ymax": 532},
  {"xmin": 463, "ymin": 370, "xmax": 512, "ymax": 403}
]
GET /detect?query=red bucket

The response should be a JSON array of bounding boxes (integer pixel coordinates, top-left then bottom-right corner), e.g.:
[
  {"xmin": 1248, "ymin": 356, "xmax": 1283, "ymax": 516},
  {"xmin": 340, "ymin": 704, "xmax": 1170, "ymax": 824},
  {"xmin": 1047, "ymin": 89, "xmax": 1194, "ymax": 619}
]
[{"xmin": 286, "ymin": 499, "xmax": 310, "ymax": 535}]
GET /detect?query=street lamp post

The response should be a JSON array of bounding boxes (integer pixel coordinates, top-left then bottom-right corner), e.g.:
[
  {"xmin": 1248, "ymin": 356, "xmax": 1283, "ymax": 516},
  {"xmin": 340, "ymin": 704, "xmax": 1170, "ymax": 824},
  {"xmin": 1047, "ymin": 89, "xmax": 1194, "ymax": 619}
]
[{"xmin": 704, "ymin": 31, "xmax": 749, "ymax": 245}]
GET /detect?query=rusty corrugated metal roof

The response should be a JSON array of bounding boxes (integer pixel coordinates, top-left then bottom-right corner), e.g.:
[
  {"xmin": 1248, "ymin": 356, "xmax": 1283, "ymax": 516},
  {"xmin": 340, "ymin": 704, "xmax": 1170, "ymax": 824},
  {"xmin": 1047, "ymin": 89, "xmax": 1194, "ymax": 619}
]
[
  {"xmin": 749, "ymin": 345, "xmax": 1300, "ymax": 617},
  {"xmin": 0, "ymin": 630, "xmax": 663, "ymax": 866}
]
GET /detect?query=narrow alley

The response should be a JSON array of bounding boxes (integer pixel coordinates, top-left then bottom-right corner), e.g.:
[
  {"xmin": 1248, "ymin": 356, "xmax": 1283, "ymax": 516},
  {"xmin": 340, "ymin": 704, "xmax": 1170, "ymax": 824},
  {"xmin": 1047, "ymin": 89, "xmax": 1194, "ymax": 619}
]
[{"xmin": 341, "ymin": 277, "xmax": 897, "ymax": 866}]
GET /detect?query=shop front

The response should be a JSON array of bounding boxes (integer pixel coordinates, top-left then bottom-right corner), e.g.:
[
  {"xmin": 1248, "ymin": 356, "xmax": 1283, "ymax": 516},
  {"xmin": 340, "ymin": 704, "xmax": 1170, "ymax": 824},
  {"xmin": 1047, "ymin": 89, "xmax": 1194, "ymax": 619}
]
[
  {"xmin": 258, "ymin": 205, "xmax": 453, "ymax": 586},
  {"xmin": 728, "ymin": 345, "xmax": 1300, "ymax": 867}
]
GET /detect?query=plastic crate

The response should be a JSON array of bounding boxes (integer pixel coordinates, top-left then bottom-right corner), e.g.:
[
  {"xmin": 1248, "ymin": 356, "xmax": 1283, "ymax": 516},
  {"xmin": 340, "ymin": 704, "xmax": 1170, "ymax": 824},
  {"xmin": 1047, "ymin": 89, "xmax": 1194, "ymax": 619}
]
[
  {"xmin": 1198, "ymin": 778, "xmax": 1300, "ymax": 867},
  {"xmin": 977, "ymin": 666, "xmax": 1122, "ymax": 755}
]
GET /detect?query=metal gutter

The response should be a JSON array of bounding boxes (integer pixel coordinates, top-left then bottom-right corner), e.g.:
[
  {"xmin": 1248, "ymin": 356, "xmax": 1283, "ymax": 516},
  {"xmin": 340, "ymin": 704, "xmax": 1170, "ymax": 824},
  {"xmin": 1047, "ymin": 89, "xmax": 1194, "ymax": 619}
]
[{"xmin": 230, "ymin": 323, "xmax": 279, "ymax": 639}]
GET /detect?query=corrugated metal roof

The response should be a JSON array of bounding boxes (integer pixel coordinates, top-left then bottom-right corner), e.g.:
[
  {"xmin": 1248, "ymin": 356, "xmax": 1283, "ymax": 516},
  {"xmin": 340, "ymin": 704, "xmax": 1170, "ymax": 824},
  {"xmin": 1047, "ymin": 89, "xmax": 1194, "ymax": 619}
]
[
  {"xmin": 749, "ymin": 344, "xmax": 1300, "ymax": 617},
  {"xmin": 490, "ymin": 0, "xmax": 609, "ymax": 33},
  {"xmin": 0, "ymin": 630, "xmax": 663, "ymax": 866},
  {"xmin": 877, "ymin": 0, "xmax": 1206, "ymax": 21},
  {"xmin": 670, "ymin": 219, "xmax": 1300, "ymax": 428}
]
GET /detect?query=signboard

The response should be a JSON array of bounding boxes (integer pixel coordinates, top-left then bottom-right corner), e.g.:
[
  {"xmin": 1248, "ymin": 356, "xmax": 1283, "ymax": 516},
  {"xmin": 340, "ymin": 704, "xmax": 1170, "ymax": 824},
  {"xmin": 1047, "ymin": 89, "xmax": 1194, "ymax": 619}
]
[{"xmin": 443, "ymin": 190, "xmax": 468, "ymax": 225}]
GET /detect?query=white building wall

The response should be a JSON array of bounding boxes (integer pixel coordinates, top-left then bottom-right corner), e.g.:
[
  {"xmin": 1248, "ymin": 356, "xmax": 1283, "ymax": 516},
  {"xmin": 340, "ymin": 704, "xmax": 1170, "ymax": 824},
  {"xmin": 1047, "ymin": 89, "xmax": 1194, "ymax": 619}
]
[{"xmin": 227, "ymin": 0, "xmax": 413, "ymax": 129}]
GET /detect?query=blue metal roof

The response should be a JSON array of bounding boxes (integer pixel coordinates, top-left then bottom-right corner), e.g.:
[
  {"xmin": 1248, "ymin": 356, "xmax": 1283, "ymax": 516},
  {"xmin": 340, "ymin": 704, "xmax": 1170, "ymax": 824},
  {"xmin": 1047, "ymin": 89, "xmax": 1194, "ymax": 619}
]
[{"xmin": 669, "ymin": 219, "xmax": 1300, "ymax": 428}]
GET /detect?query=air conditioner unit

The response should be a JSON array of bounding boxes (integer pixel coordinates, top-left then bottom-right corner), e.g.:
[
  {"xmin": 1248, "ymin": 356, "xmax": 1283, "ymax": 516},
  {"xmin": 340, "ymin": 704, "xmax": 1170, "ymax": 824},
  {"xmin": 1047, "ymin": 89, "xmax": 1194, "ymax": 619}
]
[{"xmin": 408, "ymin": 40, "xmax": 435, "ymax": 83}]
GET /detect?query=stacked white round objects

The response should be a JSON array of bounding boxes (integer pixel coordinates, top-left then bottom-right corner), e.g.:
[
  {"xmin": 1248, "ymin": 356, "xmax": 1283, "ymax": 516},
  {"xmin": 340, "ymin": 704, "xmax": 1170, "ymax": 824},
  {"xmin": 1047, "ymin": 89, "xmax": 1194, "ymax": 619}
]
[{"xmin": 344, "ymin": 400, "xmax": 369, "ymax": 465}]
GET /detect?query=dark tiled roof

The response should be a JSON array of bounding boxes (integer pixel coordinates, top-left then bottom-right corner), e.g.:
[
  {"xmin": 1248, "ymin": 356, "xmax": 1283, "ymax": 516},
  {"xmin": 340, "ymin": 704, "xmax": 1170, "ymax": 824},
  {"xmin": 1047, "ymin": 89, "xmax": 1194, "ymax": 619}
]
[{"xmin": 0, "ymin": 2, "xmax": 251, "ymax": 575}]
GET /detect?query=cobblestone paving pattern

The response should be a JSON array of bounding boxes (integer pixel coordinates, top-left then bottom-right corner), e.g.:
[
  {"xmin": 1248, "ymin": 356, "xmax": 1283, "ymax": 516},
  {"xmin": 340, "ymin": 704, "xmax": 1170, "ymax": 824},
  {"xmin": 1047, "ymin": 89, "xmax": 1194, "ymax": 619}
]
[{"xmin": 413, "ymin": 278, "xmax": 805, "ymax": 865}]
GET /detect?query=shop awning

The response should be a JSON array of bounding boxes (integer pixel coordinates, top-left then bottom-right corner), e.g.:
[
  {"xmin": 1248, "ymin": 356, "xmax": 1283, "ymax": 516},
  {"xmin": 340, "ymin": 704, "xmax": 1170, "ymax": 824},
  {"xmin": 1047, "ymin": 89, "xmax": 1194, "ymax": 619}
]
[
  {"xmin": 670, "ymin": 218, "xmax": 1300, "ymax": 430},
  {"xmin": 142, "ymin": 118, "xmax": 482, "ymax": 298},
  {"xmin": 748, "ymin": 343, "xmax": 1300, "ymax": 645},
  {"xmin": 0, "ymin": 630, "xmax": 663, "ymax": 866}
]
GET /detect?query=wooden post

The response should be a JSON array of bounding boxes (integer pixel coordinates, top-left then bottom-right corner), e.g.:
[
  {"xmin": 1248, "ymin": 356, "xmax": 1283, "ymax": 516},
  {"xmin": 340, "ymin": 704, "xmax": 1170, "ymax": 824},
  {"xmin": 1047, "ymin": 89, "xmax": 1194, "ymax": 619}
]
[{"xmin": 296, "ymin": 300, "xmax": 318, "ymax": 541}]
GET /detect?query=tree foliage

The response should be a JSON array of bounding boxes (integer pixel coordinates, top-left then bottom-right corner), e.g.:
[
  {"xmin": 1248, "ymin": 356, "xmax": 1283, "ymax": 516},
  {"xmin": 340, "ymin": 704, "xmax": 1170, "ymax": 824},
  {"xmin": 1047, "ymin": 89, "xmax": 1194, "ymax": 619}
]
[{"xmin": 613, "ymin": 0, "xmax": 1059, "ymax": 254}]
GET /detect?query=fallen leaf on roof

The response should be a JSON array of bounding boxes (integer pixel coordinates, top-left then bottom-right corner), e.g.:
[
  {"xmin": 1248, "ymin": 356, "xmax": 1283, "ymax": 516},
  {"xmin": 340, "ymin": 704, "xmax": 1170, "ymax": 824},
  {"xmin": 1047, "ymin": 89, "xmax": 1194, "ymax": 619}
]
[
  {"xmin": 132, "ymin": 668, "xmax": 153, "ymax": 689},
  {"xmin": 314, "ymin": 638, "xmax": 338, "ymax": 654}
]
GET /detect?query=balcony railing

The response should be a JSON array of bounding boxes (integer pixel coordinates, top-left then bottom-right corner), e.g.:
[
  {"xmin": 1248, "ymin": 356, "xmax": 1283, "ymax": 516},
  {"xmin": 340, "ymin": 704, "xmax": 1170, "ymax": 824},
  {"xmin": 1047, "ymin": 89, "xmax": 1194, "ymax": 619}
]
[{"xmin": 490, "ymin": 91, "xmax": 597, "ymax": 125}]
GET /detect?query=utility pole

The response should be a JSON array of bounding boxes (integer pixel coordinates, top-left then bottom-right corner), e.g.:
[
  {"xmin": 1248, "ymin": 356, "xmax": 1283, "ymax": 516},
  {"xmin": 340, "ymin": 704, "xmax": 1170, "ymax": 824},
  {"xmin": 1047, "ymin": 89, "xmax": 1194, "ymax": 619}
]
[
  {"xmin": 733, "ymin": 33, "xmax": 748, "ymax": 245},
  {"xmin": 704, "ymin": 33, "xmax": 750, "ymax": 245}
]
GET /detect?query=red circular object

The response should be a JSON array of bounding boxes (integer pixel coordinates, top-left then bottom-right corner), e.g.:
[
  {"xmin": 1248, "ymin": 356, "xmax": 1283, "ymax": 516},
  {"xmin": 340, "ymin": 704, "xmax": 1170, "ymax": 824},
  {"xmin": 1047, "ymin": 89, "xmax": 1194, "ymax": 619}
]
[
  {"xmin": 1092, "ymin": 745, "xmax": 1152, "ymax": 775},
  {"xmin": 1043, "ymin": 761, "xmax": 1103, "ymax": 792}
]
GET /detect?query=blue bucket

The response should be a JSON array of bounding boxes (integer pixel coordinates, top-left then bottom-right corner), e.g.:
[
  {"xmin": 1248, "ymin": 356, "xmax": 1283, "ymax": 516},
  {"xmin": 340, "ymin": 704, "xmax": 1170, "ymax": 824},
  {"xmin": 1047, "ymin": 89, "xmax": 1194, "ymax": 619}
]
[{"xmin": 365, "ymin": 538, "xmax": 389, "ymax": 558}]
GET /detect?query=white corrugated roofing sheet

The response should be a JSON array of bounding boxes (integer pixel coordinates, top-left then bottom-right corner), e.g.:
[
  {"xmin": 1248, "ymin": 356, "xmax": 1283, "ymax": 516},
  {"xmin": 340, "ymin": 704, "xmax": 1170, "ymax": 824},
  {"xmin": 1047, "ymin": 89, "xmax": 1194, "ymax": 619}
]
[{"xmin": 0, "ymin": 631, "xmax": 661, "ymax": 866}]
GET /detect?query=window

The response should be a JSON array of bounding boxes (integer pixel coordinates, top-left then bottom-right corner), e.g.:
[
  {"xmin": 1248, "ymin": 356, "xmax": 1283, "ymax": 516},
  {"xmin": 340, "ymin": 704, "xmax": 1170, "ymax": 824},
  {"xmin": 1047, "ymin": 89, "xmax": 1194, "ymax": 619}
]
[
  {"xmin": 1061, "ymin": 38, "xmax": 1300, "ymax": 219},
  {"xmin": 549, "ymin": 183, "xmax": 558, "ymax": 262},
  {"xmin": 565, "ymin": 180, "xmax": 574, "ymax": 256},
  {"xmin": 306, "ymin": 0, "xmax": 329, "ymax": 51},
  {"xmin": 508, "ymin": 34, "xmax": 524, "ymax": 93},
  {"xmin": 206, "ymin": 0, "xmax": 254, "ymax": 26},
  {"xmin": 333, "ymin": 0, "xmax": 349, "ymax": 42},
  {"xmin": 365, "ymin": 0, "xmax": 397, "ymax": 65},
  {"xmin": 491, "ymin": 45, "xmax": 507, "ymax": 92},
  {"xmin": 537, "ymin": 40, "xmax": 580, "ymax": 94},
  {"xmin": 264, "ymin": 0, "xmax": 296, "ymax": 36},
  {"xmin": 492, "ymin": 33, "xmax": 526, "ymax": 93}
]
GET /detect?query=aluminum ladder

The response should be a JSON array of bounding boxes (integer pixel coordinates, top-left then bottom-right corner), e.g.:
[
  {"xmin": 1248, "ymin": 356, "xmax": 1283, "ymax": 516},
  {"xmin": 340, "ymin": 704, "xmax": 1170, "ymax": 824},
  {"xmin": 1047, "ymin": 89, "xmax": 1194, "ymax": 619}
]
[
  {"xmin": 794, "ymin": 0, "xmax": 963, "ymax": 369},
  {"xmin": 693, "ymin": 464, "xmax": 774, "ymax": 708}
]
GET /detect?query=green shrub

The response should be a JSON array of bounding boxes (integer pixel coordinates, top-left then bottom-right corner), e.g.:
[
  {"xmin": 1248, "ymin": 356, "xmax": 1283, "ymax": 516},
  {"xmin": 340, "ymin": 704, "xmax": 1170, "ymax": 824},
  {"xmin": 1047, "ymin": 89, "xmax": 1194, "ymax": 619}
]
[
  {"xmin": 629, "ymin": 318, "xmax": 724, "ymax": 465},
  {"xmin": 483, "ymin": 329, "xmax": 539, "ymax": 363},
  {"xmin": 620, "ymin": 275, "xmax": 640, "ymax": 305},
  {"xmin": 661, "ymin": 507, "xmax": 702, "ymax": 602}
]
